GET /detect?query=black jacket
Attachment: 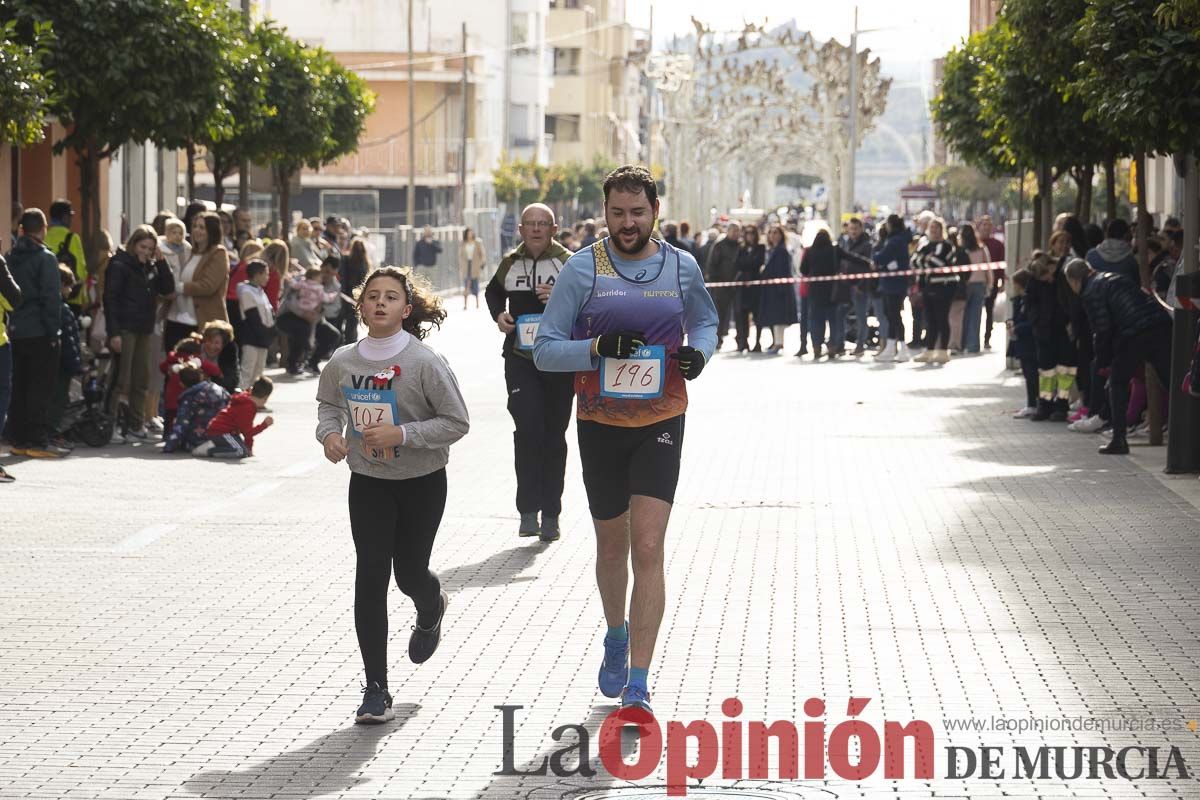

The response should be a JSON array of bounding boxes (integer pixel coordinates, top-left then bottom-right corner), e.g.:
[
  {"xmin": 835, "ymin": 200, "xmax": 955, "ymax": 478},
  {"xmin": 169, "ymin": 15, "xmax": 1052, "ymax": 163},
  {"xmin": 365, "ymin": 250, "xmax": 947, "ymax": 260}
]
[
  {"xmin": 0, "ymin": 255, "xmax": 21, "ymax": 309},
  {"xmin": 912, "ymin": 240, "xmax": 963, "ymax": 289},
  {"xmin": 103, "ymin": 249, "xmax": 175, "ymax": 336},
  {"xmin": 1080, "ymin": 271, "xmax": 1171, "ymax": 366}
]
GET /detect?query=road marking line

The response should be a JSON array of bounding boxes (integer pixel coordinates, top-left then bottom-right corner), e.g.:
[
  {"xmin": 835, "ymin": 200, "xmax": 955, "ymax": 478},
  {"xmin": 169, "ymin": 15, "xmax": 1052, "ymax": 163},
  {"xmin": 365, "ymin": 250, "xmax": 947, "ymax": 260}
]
[
  {"xmin": 276, "ymin": 460, "xmax": 322, "ymax": 478},
  {"xmin": 115, "ymin": 523, "xmax": 178, "ymax": 553}
]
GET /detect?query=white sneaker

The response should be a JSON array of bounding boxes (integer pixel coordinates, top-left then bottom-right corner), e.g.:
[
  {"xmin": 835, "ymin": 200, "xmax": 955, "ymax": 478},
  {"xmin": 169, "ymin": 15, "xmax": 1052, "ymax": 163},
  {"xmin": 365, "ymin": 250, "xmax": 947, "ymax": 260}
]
[
  {"xmin": 895, "ymin": 342, "xmax": 911, "ymax": 363},
  {"xmin": 1072, "ymin": 415, "xmax": 1106, "ymax": 433},
  {"xmin": 1013, "ymin": 406, "xmax": 1037, "ymax": 419},
  {"xmin": 126, "ymin": 427, "xmax": 153, "ymax": 442},
  {"xmin": 109, "ymin": 431, "xmax": 128, "ymax": 445},
  {"xmin": 145, "ymin": 417, "xmax": 164, "ymax": 434},
  {"xmin": 875, "ymin": 340, "xmax": 897, "ymax": 362}
]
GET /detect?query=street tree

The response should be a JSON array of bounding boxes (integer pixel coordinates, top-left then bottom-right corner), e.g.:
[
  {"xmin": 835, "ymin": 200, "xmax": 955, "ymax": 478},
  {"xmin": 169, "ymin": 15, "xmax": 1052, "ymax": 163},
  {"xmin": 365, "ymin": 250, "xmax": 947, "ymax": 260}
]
[
  {"xmin": 1, "ymin": 0, "xmax": 234, "ymax": 264},
  {"xmin": 251, "ymin": 22, "xmax": 375, "ymax": 230},
  {"xmin": 0, "ymin": 20, "xmax": 50, "ymax": 147}
]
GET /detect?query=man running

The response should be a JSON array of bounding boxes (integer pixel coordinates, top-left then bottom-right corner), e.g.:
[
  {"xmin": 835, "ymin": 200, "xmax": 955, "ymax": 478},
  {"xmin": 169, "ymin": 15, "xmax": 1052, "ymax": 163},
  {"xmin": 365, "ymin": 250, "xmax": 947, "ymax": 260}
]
[
  {"xmin": 533, "ymin": 166, "xmax": 717, "ymax": 720},
  {"xmin": 485, "ymin": 204, "xmax": 574, "ymax": 542}
]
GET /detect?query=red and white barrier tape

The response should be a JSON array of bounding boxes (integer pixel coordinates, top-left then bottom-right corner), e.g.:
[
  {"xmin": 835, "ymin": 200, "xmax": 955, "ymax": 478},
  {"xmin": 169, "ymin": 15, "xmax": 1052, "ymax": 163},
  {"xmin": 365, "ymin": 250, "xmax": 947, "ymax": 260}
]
[{"xmin": 704, "ymin": 260, "xmax": 1006, "ymax": 288}]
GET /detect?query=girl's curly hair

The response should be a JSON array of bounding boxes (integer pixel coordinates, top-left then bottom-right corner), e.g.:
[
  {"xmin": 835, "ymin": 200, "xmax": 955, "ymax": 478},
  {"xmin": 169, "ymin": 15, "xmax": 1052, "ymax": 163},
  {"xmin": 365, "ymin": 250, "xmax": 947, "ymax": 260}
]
[{"xmin": 354, "ymin": 265, "xmax": 447, "ymax": 340}]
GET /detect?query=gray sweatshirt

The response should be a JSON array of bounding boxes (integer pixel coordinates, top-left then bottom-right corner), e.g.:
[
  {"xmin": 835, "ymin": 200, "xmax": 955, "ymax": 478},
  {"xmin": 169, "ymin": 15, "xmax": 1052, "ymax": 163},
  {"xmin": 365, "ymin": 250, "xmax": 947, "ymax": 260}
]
[{"xmin": 315, "ymin": 339, "xmax": 470, "ymax": 480}]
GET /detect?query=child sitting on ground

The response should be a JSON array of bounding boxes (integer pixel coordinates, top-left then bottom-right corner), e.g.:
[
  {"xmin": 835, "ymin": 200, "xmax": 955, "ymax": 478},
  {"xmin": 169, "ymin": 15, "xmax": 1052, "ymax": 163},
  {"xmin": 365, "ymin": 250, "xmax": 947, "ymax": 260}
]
[
  {"xmin": 163, "ymin": 365, "xmax": 231, "ymax": 453},
  {"xmin": 193, "ymin": 376, "xmax": 274, "ymax": 459},
  {"xmin": 160, "ymin": 334, "xmax": 220, "ymax": 431}
]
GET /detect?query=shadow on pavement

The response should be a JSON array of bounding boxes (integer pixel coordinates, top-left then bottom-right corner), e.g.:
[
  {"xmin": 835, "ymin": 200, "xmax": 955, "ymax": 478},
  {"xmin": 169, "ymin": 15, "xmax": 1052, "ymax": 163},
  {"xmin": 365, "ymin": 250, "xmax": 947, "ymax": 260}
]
[
  {"xmin": 180, "ymin": 703, "xmax": 419, "ymax": 799},
  {"xmin": 441, "ymin": 544, "xmax": 547, "ymax": 590}
]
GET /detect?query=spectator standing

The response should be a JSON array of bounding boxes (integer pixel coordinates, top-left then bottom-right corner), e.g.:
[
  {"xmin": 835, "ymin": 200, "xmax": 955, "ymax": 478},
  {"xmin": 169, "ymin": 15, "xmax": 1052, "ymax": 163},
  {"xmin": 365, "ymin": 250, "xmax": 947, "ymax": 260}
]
[
  {"xmin": 976, "ymin": 215, "xmax": 1005, "ymax": 349},
  {"xmin": 103, "ymin": 225, "xmax": 176, "ymax": 442},
  {"xmin": 237, "ymin": 260, "xmax": 276, "ymax": 388},
  {"xmin": 0, "ymin": 255, "xmax": 22, "ymax": 479},
  {"xmin": 704, "ymin": 222, "xmax": 740, "ymax": 351},
  {"xmin": 758, "ymin": 224, "xmax": 798, "ymax": 353},
  {"xmin": 413, "ymin": 225, "xmax": 442, "ymax": 269},
  {"xmin": 339, "ymin": 240, "xmax": 371, "ymax": 344},
  {"xmin": 959, "ymin": 223, "xmax": 990, "ymax": 354},
  {"xmin": 460, "ymin": 228, "xmax": 485, "ymax": 310},
  {"xmin": 5, "ymin": 210, "xmax": 67, "ymax": 457},
  {"xmin": 1086, "ymin": 219, "xmax": 1140, "ymax": 285},
  {"xmin": 290, "ymin": 218, "xmax": 321, "ymax": 269},
  {"xmin": 872, "ymin": 214, "xmax": 913, "ymax": 362},
  {"xmin": 43, "ymin": 200, "xmax": 88, "ymax": 314},
  {"xmin": 733, "ymin": 224, "xmax": 766, "ymax": 352}
]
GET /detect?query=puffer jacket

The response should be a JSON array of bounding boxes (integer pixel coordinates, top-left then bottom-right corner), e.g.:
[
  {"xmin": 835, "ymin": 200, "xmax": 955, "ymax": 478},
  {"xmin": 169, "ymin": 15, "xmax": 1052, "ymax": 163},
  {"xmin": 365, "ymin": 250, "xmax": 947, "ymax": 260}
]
[
  {"xmin": 911, "ymin": 240, "xmax": 962, "ymax": 289},
  {"xmin": 872, "ymin": 227, "xmax": 913, "ymax": 296},
  {"xmin": 1086, "ymin": 239, "xmax": 1139, "ymax": 285},
  {"xmin": 103, "ymin": 249, "xmax": 175, "ymax": 336},
  {"xmin": 1080, "ymin": 271, "xmax": 1171, "ymax": 366},
  {"xmin": 5, "ymin": 236, "xmax": 60, "ymax": 340}
]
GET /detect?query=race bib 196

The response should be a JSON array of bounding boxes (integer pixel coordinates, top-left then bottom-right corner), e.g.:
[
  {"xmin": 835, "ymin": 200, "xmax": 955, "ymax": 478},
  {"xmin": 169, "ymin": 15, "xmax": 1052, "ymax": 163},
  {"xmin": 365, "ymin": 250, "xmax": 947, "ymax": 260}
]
[
  {"xmin": 515, "ymin": 314, "xmax": 542, "ymax": 351},
  {"xmin": 600, "ymin": 345, "xmax": 665, "ymax": 400}
]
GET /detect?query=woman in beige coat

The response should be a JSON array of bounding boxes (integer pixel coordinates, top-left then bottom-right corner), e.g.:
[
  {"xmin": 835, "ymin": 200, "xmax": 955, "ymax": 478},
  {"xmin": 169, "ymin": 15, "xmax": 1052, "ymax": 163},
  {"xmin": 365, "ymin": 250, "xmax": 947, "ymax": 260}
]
[
  {"xmin": 182, "ymin": 211, "xmax": 230, "ymax": 329},
  {"xmin": 460, "ymin": 227, "xmax": 486, "ymax": 310}
]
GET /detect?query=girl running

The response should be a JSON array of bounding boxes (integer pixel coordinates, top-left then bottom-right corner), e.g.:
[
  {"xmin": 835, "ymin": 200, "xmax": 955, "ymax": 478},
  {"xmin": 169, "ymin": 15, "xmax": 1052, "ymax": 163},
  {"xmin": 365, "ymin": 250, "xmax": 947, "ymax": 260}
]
[{"xmin": 315, "ymin": 266, "xmax": 470, "ymax": 724}]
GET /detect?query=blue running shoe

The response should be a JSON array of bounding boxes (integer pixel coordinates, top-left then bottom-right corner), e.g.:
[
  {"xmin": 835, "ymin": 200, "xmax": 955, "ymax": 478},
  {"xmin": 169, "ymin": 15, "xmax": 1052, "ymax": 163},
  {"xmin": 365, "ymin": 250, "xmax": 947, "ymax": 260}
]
[
  {"xmin": 355, "ymin": 681, "xmax": 395, "ymax": 724},
  {"xmin": 619, "ymin": 684, "xmax": 654, "ymax": 724},
  {"xmin": 598, "ymin": 623, "xmax": 629, "ymax": 698}
]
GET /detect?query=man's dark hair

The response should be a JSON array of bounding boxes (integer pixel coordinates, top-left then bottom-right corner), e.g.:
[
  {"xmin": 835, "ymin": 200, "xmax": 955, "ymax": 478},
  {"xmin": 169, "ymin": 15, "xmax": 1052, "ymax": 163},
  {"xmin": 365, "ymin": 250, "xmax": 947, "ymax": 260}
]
[
  {"xmin": 886, "ymin": 213, "xmax": 904, "ymax": 234},
  {"xmin": 849, "ymin": 216, "xmax": 862, "ymax": 226},
  {"xmin": 1105, "ymin": 218, "xmax": 1130, "ymax": 240},
  {"xmin": 325, "ymin": 215, "xmax": 340, "ymax": 227},
  {"xmin": 49, "ymin": 199, "xmax": 72, "ymax": 221},
  {"xmin": 245, "ymin": 258, "xmax": 268, "ymax": 280},
  {"xmin": 602, "ymin": 165, "xmax": 659, "ymax": 208},
  {"xmin": 19, "ymin": 209, "xmax": 46, "ymax": 236},
  {"xmin": 679, "ymin": 220, "xmax": 691, "ymax": 237},
  {"xmin": 1164, "ymin": 216, "xmax": 1182, "ymax": 229},
  {"xmin": 250, "ymin": 376, "xmax": 274, "ymax": 399}
]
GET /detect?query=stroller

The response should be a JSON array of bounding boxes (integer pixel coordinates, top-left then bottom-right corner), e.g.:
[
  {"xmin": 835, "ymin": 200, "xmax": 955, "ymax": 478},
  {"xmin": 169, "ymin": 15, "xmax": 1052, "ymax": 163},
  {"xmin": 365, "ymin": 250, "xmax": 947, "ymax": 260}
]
[{"xmin": 58, "ymin": 350, "xmax": 118, "ymax": 448}]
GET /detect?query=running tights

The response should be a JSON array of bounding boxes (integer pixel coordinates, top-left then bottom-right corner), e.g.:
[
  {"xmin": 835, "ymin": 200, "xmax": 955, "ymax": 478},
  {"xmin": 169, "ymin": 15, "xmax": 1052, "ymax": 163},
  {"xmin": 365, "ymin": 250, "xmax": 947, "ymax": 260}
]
[{"xmin": 349, "ymin": 468, "xmax": 447, "ymax": 689}]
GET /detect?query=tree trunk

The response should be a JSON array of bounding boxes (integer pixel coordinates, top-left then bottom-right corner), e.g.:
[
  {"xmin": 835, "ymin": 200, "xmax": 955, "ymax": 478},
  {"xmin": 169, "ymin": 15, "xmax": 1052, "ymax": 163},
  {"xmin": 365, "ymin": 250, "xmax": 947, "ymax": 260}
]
[
  {"xmin": 1135, "ymin": 150, "xmax": 1151, "ymax": 289},
  {"xmin": 275, "ymin": 164, "xmax": 291, "ymax": 237},
  {"xmin": 1104, "ymin": 155, "xmax": 1117, "ymax": 224},
  {"xmin": 75, "ymin": 141, "xmax": 100, "ymax": 277},
  {"xmin": 1080, "ymin": 164, "xmax": 1094, "ymax": 222},
  {"xmin": 213, "ymin": 163, "xmax": 227, "ymax": 207},
  {"xmin": 1032, "ymin": 192, "xmax": 1042, "ymax": 250},
  {"xmin": 186, "ymin": 142, "xmax": 197, "ymax": 201},
  {"xmin": 1072, "ymin": 168, "xmax": 1084, "ymax": 219},
  {"xmin": 1038, "ymin": 160, "xmax": 1054, "ymax": 248}
]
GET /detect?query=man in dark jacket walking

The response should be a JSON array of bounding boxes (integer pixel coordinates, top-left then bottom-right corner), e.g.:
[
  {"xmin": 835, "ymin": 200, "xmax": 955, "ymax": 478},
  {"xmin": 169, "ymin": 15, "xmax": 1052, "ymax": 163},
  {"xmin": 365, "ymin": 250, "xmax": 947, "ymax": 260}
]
[
  {"xmin": 704, "ymin": 222, "xmax": 741, "ymax": 351},
  {"xmin": 1066, "ymin": 260, "xmax": 1172, "ymax": 454},
  {"xmin": 412, "ymin": 225, "xmax": 442, "ymax": 269},
  {"xmin": 3, "ymin": 210, "xmax": 64, "ymax": 457}
]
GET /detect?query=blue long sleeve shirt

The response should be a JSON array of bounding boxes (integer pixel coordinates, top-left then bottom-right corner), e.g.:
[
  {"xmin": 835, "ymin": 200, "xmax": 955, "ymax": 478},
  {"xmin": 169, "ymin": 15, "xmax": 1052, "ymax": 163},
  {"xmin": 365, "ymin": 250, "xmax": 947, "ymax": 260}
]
[{"xmin": 533, "ymin": 241, "xmax": 718, "ymax": 372}]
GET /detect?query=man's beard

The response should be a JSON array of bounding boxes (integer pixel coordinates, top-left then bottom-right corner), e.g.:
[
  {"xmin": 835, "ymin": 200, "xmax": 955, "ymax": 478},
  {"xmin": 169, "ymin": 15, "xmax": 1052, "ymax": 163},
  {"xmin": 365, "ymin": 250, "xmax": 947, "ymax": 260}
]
[{"xmin": 610, "ymin": 227, "xmax": 651, "ymax": 256}]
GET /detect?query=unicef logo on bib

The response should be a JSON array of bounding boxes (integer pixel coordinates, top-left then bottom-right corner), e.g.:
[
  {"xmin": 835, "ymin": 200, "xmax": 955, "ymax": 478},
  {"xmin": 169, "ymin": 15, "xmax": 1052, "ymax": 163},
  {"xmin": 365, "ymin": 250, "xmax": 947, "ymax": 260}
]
[{"xmin": 600, "ymin": 345, "xmax": 666, "ymax": 400}]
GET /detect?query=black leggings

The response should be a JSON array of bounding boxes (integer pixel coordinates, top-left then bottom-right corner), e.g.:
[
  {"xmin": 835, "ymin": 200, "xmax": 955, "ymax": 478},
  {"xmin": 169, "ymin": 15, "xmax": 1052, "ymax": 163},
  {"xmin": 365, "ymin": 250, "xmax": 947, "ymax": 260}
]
[
  {"xmin": 349, "ymin": 469, "xmax": 447, "ymax": 689},
  {"xmin": 883, "ymin": 294, "xmax": 905, "ymax": 342},
  {"xmin": 922, "ymin": 284, "xmax": 955, "ymax": 349}
]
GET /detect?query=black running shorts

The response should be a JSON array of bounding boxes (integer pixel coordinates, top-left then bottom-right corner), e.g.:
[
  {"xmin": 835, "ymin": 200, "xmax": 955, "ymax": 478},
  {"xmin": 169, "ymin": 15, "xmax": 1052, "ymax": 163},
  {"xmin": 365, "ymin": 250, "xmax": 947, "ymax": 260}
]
[{"xmin": 576, "ymin": 414, "xmax": 685, "ymax": 520}]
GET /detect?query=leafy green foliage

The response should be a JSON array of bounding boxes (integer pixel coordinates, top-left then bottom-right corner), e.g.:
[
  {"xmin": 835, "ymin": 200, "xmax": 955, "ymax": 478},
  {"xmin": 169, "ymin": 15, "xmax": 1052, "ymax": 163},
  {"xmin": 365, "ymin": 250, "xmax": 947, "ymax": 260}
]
[
  {"xmin": 0, "ymin": 20, "xmax": 50, "ymax": 146},
  {"xmin": 931, "ymin": 30, "xmax": 1013, "ymax": 176},
  {"xmin": 1073, "ymin": 0, "xmax": 1200, "ymax": 155}
]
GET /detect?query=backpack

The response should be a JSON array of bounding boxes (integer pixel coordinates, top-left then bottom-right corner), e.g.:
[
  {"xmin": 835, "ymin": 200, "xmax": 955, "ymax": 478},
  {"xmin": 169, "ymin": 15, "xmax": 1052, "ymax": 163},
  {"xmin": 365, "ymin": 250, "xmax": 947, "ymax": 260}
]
[{"xmin": 56, "ymin": 232, "xmax": 76, "ymax": 271}]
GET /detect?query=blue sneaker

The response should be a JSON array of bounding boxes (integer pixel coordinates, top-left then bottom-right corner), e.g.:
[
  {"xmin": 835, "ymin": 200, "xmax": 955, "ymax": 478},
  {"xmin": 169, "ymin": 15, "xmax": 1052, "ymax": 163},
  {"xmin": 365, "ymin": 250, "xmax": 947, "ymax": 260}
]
[
  {"xmin": 355, "ymin": 681, "xmax": 395, "ymax": 724},
  {"xmin": 598, "ymin": 623, "xmax": 629, "ymax": 698},
  {"xmin": 619, "ymin": 684, "xmax": 654, "ymax": 723}
]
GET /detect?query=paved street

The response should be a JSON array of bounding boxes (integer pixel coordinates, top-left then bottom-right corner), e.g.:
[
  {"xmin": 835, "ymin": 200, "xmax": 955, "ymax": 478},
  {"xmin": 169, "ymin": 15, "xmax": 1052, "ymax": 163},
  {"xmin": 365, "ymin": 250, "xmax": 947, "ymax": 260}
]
[{"xmin": 2, "ymin": 308, "xmax": 1199, "ymax": 800}]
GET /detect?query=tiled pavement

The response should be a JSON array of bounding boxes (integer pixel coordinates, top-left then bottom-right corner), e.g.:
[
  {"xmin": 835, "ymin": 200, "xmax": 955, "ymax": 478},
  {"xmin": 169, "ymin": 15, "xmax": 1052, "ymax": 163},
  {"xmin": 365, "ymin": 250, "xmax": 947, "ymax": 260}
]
[{"xmin": 1, "ymin": 309, "xmax": 1198, "ymax": 800}]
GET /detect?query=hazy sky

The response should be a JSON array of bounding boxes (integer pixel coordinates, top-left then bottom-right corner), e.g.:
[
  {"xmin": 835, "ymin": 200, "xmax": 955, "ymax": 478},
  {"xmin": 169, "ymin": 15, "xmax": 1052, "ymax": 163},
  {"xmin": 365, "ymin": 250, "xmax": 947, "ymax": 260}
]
[{"xmin": 627, "ymin": 0, "xmax": 970, "ymax": 68}]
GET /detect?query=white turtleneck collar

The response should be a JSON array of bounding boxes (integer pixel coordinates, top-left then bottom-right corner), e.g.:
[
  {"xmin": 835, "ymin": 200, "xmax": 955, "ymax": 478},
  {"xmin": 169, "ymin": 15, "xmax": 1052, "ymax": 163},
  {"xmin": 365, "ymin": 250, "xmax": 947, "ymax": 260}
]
[{"xmin": 356, "ymin": 327, "xmax": 412, "ymax": 361}]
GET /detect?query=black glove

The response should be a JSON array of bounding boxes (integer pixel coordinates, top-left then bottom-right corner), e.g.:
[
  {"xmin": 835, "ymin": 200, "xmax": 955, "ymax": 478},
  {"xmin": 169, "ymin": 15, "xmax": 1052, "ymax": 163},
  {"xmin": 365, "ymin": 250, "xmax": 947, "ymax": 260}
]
[
  {"xmin": 670, "ymin": 346, "xmax": 706, "ymax": 380},
  {"xmin": 595, "ymin": 330, "xmax": 646, "ymax": 359}
]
